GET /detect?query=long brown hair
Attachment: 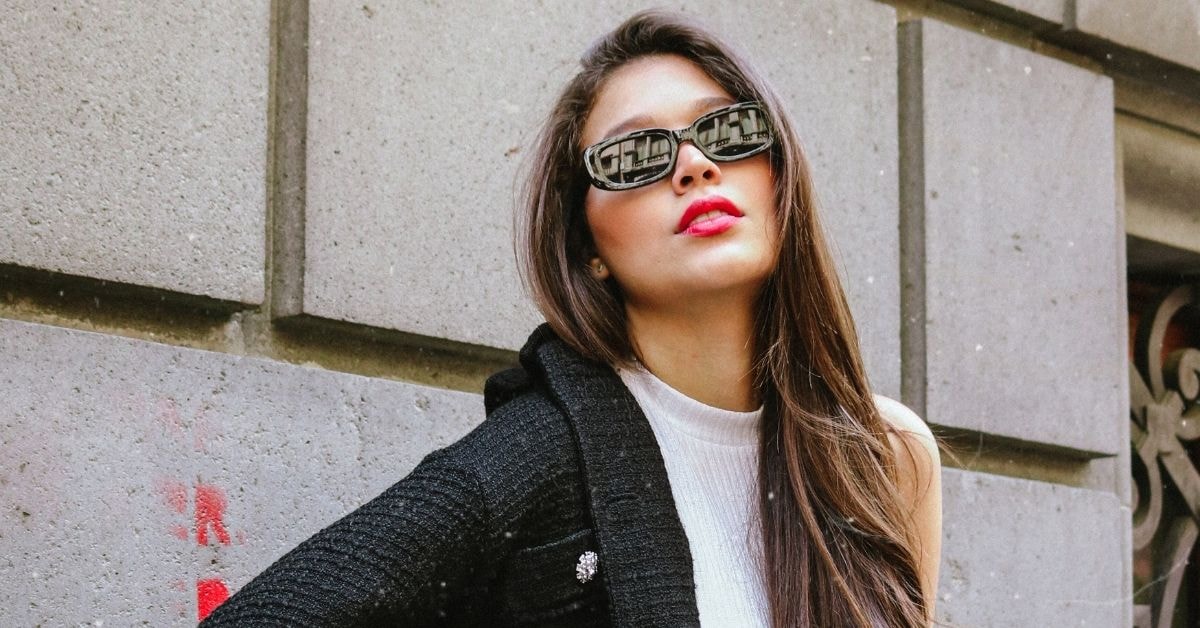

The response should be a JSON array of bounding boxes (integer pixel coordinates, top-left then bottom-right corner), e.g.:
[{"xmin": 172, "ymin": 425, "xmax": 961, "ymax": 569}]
[{"xmin": 517, "ymin": 10, "xmax": 927, "ymax": 627}]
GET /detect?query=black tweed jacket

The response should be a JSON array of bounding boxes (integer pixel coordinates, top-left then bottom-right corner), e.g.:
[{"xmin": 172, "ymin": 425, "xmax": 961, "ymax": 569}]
[{"xmin": 200, "ymin": 324, "xmax": 701, "ymax": 627}]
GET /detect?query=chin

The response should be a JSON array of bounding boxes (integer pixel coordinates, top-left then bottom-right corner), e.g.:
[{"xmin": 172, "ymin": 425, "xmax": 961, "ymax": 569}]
[
  {"xmin": 684, "ymin": 259, "xmax": 775, "ymax": 295},
  {"xmin": 695, "ymin": 247, "xmax": 775, "ymax": 278}
]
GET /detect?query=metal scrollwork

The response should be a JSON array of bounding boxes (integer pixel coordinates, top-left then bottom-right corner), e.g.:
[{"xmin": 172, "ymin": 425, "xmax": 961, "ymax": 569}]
[{"xmin": 1132, "ymin": 285, "xmax": 1200, "ymax": 628}]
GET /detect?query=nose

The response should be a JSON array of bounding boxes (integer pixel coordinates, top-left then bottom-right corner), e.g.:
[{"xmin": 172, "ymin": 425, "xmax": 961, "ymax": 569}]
[{"xmin": 670, "ymin": 142, "xmax": 722, "ymax": 193}]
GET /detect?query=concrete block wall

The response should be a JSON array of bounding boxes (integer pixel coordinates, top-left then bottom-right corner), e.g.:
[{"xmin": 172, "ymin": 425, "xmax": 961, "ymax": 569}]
[
  {"xmin": 910, "ymin": 18, "xmax": 1122, "ymax": 456},
  {"xmin": 943, "ymin": 0, "xmax": 1068, "ymax": 27},
  {"xmin": 1072, "ymin": 0, "xmax": 1200, "ymax": 72},
  {"xmin": 940, "ymin": 469, "xmax": 1125, "ymax": 625},
  {"xmin": 898, "ymin": 15, "xmax": 1130, "ymax": 625},
  {"xmin": 943, "ymin": 0, "xmax": 1200, "ymax": 75},
  {"xmin": 0, "ymin": 319, "xmax": 481, "ymax": 624},
  {"xmin": 0, "ymin": 2, "xmax": 270, "ymax": 305},
  {"xmin": 3, "ymin": 0, "xmax": 1178, "ymax": 624}
]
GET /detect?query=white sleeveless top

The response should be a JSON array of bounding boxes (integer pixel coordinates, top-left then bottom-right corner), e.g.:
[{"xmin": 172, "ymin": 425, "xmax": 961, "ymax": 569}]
[{"xmin": 616, "ymin": 363, "xmax": 769, "ymax": 627}]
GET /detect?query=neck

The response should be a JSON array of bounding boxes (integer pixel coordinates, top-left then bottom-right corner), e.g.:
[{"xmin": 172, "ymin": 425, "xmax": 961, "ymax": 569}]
[{"xmin": 625, "ymin": 296, "xmax": 759, "ymax": 412}]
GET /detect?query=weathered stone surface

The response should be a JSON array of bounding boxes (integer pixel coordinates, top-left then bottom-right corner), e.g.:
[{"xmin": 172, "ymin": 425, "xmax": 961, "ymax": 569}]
[
  {"xmin": 1074, "ymin": 0, "xmax": 1200, "ymax": 71},
  {"xmin": 1121, "ymin": 114, "xmax": 1200, "ymax": 256},
  {"xmin": 944, "ymin": 0, "xmax": 1067, "ymax": 25},
  {"xmin": 939, "ymin": 469, "xmax": 1126, "ymax": 626},
  {"xmin": 918, "ymin": 19, "xmax": 1122, "ymax": 455},
  {"xmin": 0, "ymin": 319, "xmax": 482, "ymax": 625},
  {"xmin": 302, "ymin": 0, "xmax": 902, "ymax": 394},
  {"xmin": 0, "ymin": 2, "xmax": 269, "ymax": 304}
]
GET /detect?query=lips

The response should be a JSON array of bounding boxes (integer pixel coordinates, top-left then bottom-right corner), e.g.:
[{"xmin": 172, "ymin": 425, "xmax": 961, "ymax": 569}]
[{"xmin": 676, "ymin": 196, "xmax": 744, "ymax": 236}]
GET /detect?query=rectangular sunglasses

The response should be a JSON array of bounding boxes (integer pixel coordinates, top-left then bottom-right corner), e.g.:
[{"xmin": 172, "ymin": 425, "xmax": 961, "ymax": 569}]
[{"xmin": 582, "ymin": 101, "xmax": 774, "ymax": 191}]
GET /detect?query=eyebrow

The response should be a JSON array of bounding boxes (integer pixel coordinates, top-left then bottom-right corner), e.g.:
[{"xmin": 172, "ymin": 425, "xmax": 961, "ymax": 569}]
[{"xmin": 599, "ymin": 95, "xmax": 738, "ymax": 141}]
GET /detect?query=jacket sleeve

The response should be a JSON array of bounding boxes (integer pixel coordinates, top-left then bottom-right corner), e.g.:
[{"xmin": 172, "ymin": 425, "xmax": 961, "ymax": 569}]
[{"xmin": 200, "ymin": 447, "xmax": 494, "ymax": 627}]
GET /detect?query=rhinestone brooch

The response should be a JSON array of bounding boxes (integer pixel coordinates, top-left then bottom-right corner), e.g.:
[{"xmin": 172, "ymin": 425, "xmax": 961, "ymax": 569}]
[{"xmin": 575, "ymin": 550, "xmax": 599, "ymax": 583}]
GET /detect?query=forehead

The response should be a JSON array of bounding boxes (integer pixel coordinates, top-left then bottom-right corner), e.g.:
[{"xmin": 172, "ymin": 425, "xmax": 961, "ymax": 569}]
[{"xmin": 581, "ymin": 54, "xmax": 735, "ymax": 147}]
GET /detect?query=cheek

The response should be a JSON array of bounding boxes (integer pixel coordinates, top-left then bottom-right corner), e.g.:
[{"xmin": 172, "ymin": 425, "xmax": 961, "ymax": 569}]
[
  {"xmin": 582, "ymin": 193, "xmax": 608, "ymax": 248},
  {"xmin": 745, "ymin": 159, "xmax": 777, "ymax": 207},
  {"xmin": 583, "ymin": 192, "xmax": 636, "ymax": 253}
]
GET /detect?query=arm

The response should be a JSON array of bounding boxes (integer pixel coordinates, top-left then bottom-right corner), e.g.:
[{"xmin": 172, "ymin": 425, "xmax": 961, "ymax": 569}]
[
  {"xmin": 874, "ymin": 394, "xmax": 942, "ymax": 624},
  {"xmin": 200, "ymin": 448, "xmax": 493, "ymax": 627}
]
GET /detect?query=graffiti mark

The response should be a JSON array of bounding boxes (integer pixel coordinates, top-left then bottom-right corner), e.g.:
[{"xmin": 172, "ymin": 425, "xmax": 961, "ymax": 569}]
[
  {"xmin": 154, "ymin": 397, "xmax": 219, "ymax": 452},
  {"xmin": 138, "ymin": 395, "xmax": 240, "ymax": 620},
  {"xmin": 197, "ymin": 578, "xmax": 230, "ymax": 621},
  {"xmin": 156, "ymin": 397, "xmax": 187, "ymax": 437},
  {"xmin": 157, "ymin": 477, "xmax": 189, "ymax": 515},
  {"xmin": 156, "ymin": 478, "xmax": 240, "ymax": 545},
  {"xmin": 195, "ymin": 483, "xmax": 231, "ymax": 546}
]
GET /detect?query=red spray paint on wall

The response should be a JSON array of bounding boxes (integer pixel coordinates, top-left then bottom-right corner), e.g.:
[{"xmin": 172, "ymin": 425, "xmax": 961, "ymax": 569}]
[
  {"xmin": 197, "ymin": 578, "xmax": 230, "ymax": 620},
  {"xmin": 155, "ymin": 397, "xmax": 219, "ymax": 453},
  {"xmin": 158, "ymin": 477, "xmax": 189, "ymax": 515},
  {"xmin": 195, "ymin": 483, "xmax": 231, "ymax": 546},
  {"xmin": 146, "ymin": 396, "xmax": 243, "ymax": 620},
  {"xmin": 155, "ymin": 476, "xmax": 241, "ymax": 619}
]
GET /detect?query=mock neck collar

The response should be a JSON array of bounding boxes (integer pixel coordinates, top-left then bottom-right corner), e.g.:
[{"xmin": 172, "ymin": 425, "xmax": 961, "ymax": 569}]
[{"xmin": 616, "ymin": 362, "xmax": 761, "ymax": 447}]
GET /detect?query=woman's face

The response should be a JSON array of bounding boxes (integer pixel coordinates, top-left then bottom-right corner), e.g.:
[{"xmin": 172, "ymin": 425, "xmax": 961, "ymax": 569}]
[{"xmin": 581, "ymin": 54, "xmax": 779, "ymax": 310}]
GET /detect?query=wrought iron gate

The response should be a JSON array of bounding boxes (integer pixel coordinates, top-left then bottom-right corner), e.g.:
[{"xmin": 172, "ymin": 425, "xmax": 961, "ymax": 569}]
[{"xmin": 1131, "ymin": 284, "xmax": 1200, "ymax": 627}]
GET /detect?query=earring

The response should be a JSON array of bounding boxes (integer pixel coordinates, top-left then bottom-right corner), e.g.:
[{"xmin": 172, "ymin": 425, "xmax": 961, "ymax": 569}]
[{"xmin": 590, "ymin": 259, "xmax": 608, "ymax": 279}]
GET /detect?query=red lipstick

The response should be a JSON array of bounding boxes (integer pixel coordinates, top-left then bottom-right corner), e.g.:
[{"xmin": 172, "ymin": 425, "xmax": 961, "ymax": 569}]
[{"xmin": 676, "ymin": 196, "xmax": 744, "ymax": 237}]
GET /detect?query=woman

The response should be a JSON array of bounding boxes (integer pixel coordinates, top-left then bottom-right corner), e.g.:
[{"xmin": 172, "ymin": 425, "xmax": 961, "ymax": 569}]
[{"xmin": 202, "ymin": 10, "xmax": 941, "ymax": 628}]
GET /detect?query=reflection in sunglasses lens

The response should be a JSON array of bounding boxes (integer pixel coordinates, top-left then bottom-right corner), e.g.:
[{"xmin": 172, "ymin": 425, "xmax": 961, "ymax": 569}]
[
  {"xmin": 702, "ymin": 109, "xmax": 769, "ymax": 158},
  {"xmin": 598, "ymin": 133, "xmax": 673, "ymax": 184}
]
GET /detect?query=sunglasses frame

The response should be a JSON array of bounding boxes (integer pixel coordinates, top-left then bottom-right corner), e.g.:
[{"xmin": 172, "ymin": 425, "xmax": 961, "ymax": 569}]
[{"xmin": 582, "ymin": 101, "xmax": 774, "ymax": 191}]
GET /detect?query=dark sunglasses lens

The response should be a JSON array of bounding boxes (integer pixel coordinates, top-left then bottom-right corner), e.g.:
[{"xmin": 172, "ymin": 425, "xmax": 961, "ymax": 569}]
[
  {"xmin": 696, "ymin": 106, "xmax": 772, "ymax": 159},
  {"xmin": 592, "ymin": 132, "xmax": 673, "ymax": 187}
]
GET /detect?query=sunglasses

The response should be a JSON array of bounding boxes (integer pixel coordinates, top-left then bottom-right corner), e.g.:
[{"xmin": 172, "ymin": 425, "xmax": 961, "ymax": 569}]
[{"xmin": 582, "ymin": 101, "xmax": 774, "ymax": 191}]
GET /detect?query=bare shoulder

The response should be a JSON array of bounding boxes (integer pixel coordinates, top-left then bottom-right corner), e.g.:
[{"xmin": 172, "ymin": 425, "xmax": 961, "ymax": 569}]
[
  {"xmin": 872, "ymin": 399, "xmax": 943, "ymax": 615},
  {"xmin": 872, "ymin": 394, "xmax": 940, "ymax": 466}
]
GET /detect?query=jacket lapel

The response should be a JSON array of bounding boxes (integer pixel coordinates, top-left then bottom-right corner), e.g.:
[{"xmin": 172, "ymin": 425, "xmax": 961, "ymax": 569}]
[{"xmin": 521, "ymin": 325, "xmax": 701, "ymax": 628}]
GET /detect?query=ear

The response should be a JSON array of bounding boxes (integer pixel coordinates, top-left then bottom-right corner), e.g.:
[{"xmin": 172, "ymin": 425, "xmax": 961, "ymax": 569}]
[{"xmin": 588, "ymin": 257, "xmax": 611, "ymax": 280}]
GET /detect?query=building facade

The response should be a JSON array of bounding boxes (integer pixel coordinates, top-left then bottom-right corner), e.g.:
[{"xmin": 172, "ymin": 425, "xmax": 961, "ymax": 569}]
[{"xmin": 2, "ymin": 0, "xmax": 1197, "ymax": 625}]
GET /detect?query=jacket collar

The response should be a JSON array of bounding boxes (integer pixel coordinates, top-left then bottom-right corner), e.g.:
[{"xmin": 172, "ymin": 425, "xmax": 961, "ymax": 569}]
[{"xmin": 518, "ymin": 324, "xmax": 701, "ymax": 628}]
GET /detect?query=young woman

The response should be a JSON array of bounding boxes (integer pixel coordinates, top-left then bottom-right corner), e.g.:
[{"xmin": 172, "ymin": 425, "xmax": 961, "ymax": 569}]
[{"xmin": 202, "ymin": 10, "xmax": 941, "ymax": 628}]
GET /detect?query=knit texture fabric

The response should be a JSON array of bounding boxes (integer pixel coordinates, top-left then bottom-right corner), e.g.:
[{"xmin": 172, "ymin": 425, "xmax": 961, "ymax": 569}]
[
  {"xmin": 199, "ymin": 325, "xmax": 701, "ymax": 627},
  {"xmin": 617, "ymin": 363, "xmax": 769, "ymax": 628}
]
